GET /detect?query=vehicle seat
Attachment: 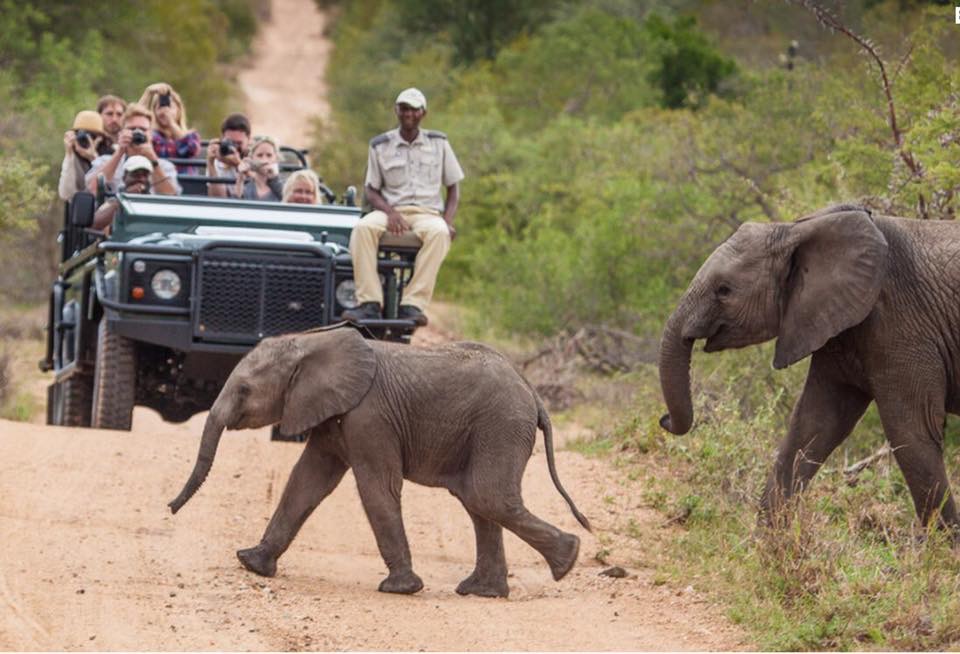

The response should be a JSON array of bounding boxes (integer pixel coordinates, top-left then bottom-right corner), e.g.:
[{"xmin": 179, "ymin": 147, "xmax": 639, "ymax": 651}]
[{"xmin": 379, "ymin": 231, "xmax": 422, "ymax": 250}]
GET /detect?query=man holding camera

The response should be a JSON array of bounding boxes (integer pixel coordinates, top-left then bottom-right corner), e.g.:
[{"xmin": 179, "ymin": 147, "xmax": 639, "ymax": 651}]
[
  {"xmin": 85, "ymin": 103, "xmax": 180, "ymax": 196},
  {"xmin": 58, "ymin": 110, "xmax": 108, "ymax": 202},
  {"xmin": 205, "ymin": 113, "xmax": 253, "ymax": 198}
]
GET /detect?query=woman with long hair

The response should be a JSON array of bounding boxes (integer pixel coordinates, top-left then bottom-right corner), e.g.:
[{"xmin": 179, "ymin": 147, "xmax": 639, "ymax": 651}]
[{"xmin": 138, "ymin": 82, "xmax": 201, "ymax": 173}]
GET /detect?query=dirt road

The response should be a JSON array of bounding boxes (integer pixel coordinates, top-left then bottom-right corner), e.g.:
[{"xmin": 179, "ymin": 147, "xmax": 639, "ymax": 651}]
[
  {"xmin": 0, "ymin": 2, "xmax": 747, "ymax": 650},
  {"xmin": 0, "ymin": 403, "xmax": 745, "ymax": 650},
  {"xmin": 237, "ymin": 0, "xmax": 332, "ymax": 146}
]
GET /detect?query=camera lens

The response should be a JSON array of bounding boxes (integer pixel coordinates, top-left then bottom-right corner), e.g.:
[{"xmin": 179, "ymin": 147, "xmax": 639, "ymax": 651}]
[
  {"xmin": 219, "ymin": 138, "xmax": 236, "ymax": 157},
  {"xmin": 131, "ymin": 129, "xmax": 147, "ymax": 145},
  {"xmin": 75, "ymin": 129, "xmax": 91, "ymax": 149}
]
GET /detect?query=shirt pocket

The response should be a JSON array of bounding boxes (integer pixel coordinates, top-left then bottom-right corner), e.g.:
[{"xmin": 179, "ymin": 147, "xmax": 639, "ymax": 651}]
[
  {"xmin": 417, "ymin": 152, "xmax": 440, "ymax": 184},
  {"xmin": 382, "ymin": 157, "xmax": 408, "ymax": 187}
]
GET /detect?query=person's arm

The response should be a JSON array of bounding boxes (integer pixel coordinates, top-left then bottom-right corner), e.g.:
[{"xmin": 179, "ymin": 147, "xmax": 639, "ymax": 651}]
[
  {"xmin": 205, "ymin": 140, "xmax": 228, "ymax": 198},
  {"xmin": 87, "ymin": 144, "xmax": 125, "ymax": 194},
  {"xmin": 92, "ymin": 198, "xmax": 119, "ymax": 231},
  {"xmin": 59, "ymin": 132, "xmax": 78, "ymax": 201},
  {"xmin": 176, "ymin": 130, "xmax": 201, "ymax": 158},
  {"xmin": 442, "ymin": 183, "xmax": 460, "ymax": 240},
  {"xmin": 148, "ymin": 159, "xmax": 179, "ymax": 195},
  {"xmin": 363, "ymin": 144, "xmax": 408, "ymax": 234}
]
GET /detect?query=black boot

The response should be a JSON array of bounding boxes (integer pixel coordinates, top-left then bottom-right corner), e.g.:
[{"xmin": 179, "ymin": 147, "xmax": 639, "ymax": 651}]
[
  {"xmin": 342, "ymin": 302, "xmax": 382, "ymax": 322},
  {"xmin": 398, "ymin": 304, "xmax": 428, "ymax": 326}
]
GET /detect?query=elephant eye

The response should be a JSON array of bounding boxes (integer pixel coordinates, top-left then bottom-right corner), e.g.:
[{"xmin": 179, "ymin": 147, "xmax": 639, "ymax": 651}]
[{"xmin": 716, "ymin": 284, "xmax": 732, "ymax": 298}]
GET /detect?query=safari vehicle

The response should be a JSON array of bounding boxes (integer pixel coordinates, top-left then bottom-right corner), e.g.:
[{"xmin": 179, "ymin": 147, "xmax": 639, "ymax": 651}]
[{"xmin": 41, "ymin": 148, "xmax": 421, "ymax": 434}]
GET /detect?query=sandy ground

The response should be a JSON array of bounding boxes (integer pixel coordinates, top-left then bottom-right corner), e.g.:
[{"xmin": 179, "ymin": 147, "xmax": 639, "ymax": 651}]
[
  {"xmin": 0, "ymin": 405, "xmax": 748, "ymax": 651},
  {"xmin": 237, "ymin": 0, "xmax": 332, "ymax": 146},
  {"xmin": 0, "ymin": 2, "xmax": 749, "ymax": 650},
  {"xmin": 0, "ymin": 312, "xmax": 748, "ymax": 651}
]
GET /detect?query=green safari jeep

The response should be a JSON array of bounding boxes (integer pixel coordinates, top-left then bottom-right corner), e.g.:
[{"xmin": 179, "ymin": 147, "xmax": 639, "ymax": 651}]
[{"xmin": 41, "ymin": 189, "xmax": 420, "ymax": 433}]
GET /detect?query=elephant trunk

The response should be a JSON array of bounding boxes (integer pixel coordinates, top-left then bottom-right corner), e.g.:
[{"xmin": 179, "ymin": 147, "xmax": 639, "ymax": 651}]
[
  {"xmin": 658, "ymin": 299, "xmax": 696, "ymax": 435},
  {"xmin": 168, "ymin": 413, "xmax": 225, "ymax": 514}
]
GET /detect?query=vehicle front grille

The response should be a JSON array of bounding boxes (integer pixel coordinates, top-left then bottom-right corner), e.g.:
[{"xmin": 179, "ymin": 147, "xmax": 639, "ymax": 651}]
[{"xmin": 196, "ymin": 251, "xmax": 331, "ymax": 343}]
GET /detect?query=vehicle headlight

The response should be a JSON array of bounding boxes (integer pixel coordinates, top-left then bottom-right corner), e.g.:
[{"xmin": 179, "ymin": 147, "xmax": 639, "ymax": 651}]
[
  {"xmin": 151, "ymin": 269, "xmax": 182, "ymax": 300},
  {"xmin": 335, "ymin": 279, "xmax": 358, "ymax": 309}
]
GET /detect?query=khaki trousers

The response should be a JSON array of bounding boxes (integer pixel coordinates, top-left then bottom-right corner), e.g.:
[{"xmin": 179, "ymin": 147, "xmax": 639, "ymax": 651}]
[{"xmin": 349, "ymin": 206, "xmax": 451, "ymax": 310}]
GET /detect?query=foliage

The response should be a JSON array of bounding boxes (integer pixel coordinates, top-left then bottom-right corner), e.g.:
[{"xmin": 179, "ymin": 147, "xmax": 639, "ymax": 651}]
[
  {"xmin": 318, "ymin": 1, "xmax": 955, "ymax": 340},
  {"xmin": 394, "ymin": 0, "xmax": 561, "ymax": 64},
  {"xmin": 572, "ymin": 344, "xmax": 960, "ymax": 649},
  {"xmin": 0, "ymin": 0, "xmax": 261, "ymax": 302},
  {"xmin": 0, "ymin": 158, "xmax": 52, "ymax": 237}
]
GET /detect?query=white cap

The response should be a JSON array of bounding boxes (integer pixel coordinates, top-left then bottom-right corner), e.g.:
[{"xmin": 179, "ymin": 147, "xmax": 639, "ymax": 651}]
[
  {"xmin": 395, "ymin": 87, "xmax": 426, "ymax": 109},
  {"xmin": 123, "ymin": 155, "xmax": 154, "ymax": 174}
]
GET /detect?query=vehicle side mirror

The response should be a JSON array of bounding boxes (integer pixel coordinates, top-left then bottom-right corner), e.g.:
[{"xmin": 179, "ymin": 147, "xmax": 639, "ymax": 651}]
[
  {"xmin": 344, "ymin": 185, "xmax": 357, "ymax": 207},
  {"xmin": 70, "ymin": 192, "xmax": 95, "ymax": 227}
]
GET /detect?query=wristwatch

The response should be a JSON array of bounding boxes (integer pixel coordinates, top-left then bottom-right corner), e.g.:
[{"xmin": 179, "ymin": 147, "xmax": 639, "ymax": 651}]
[{"xmin": 150, "ymin": 159, "xmax": 160, "ymax": 168}]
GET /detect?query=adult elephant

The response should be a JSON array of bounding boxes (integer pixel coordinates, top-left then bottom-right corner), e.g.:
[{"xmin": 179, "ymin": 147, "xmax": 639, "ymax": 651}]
[
  {"xmin": 169, "ymin": 326, "xmax": 590, "ymax": 597},
  {"xmin": 658, "ymin": 204, "xmax": 960, "ymax": 530}
]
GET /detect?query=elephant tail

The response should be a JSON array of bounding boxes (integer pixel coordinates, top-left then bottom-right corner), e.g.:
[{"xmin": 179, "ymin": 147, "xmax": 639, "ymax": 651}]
[{"xmin": 536, "ymin": 391, "xmax": 591, "ymax": 532}]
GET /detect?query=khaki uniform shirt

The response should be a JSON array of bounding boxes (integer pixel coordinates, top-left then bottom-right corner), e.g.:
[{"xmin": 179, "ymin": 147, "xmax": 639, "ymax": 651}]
[{"xmin": 364, "ymin": 128, "xmax": 464, "ymax": 213}]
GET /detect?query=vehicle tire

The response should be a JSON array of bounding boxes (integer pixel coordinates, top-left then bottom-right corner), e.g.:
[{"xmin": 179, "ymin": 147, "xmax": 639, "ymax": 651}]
[
  {"xmin": 91, "ymin": 319, "xmax": 136, "ymax": 430},
  {"xmin": 47, "ymin": 374, "xmax": 93, "ymax": 427}
]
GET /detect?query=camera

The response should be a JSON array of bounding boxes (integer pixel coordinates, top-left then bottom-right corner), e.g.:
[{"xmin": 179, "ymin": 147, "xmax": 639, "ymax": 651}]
[
  {"xmin": 131, "ymin": 129, "xmax": 148, "ymax": 145},
  {"xmin": 75, "ymin": 129, "xmax": 92, "ymax": 149},
  {"xmin": 219, "ymin": 138, "xmax": 237, "ymax": 157},
  {"xmin": 158, "ymin": 93, "xmax": 172, "ymax": 108}
]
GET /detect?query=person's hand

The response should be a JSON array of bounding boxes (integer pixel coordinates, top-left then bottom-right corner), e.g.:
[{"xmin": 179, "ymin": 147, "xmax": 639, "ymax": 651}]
[
  {"xmin": 236, "ymin": 158, "xmax": 253, "ymax": 178},
  {"xmin": 206, "ymin": 139, "xmax": 219, "ymax": 163},
  {"xmin": 117, "ymin": 128, "xmax": 134, "ymax": 151},
  {"xmin": 130, "ymin": 138, "xmax": 158, "ymax": 161},
  {"xmin": 446, "ymin": 222, "xmax": 457, "ymax": 241},
  {"xmin": 386, "ymin": 209, "xmax": 410, "ymax": 235},
  {"xmin": 145, "ymin": 82, "xmax": 172, "ymax": 96},
  {"xmin": 63, "ymin": 130, "xmax": 75, "ymax": 155},
  {"xmin": 75, "ymin": 135, "xmax": 100, "ymax": 162},
  {"xmin": 125, "ymin": 179, "xmax": 149, "ymax": 194},
  {"xmin": 222, "ymin": 149, "xmax": 243, "ymax": 169}
]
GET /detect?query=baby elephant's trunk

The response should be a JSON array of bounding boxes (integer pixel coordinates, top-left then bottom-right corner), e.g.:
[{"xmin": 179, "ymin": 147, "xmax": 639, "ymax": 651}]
[
  {"xmin": 536, "ymin": 394, "xmax": 591, "ymax": 532},
  {"xmin": 168, "ymin": 413, "xmax": 226, "ymax": 514}
]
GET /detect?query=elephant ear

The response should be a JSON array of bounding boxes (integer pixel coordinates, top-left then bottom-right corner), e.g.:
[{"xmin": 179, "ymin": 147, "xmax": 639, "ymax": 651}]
[
  {"xmin": 280, "ymin": 328, "xmax": 377, "ymax": 435},
  {"xmin": 774, "ymin": 209, "xmax": 888, "ymax": 369}
]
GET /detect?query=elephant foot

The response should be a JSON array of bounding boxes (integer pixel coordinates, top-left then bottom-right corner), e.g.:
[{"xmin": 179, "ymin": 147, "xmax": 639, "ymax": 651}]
[
  {"xmin": 237, "ymin": 545, "xmax": 278, "ymax": 577},
  {"xmin": 547, "ymin": 533, "xmax": 580, "ymax": 581},
  {"xmin": 378, "ymin": 569, "xmax": 424, "ymax": 595},
  {"xmin": 455, "ymin": 571, "xmax": 509, "ymax": 598}
]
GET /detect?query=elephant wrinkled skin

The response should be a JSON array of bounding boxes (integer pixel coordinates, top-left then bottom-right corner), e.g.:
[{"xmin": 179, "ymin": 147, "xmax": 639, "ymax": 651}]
[
  {"xmin": 169, "ymin": 327, "xmax": 590, "ymax": 597},
  {"xmin": 659, "ymin": 204, "xmax": 960, "ymax": 531}
]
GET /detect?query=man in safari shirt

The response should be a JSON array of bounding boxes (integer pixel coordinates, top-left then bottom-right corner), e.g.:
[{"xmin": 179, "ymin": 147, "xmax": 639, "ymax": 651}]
[{"xmin": 343, "ymin": 87, "xmax": 464, "ymax": 327}]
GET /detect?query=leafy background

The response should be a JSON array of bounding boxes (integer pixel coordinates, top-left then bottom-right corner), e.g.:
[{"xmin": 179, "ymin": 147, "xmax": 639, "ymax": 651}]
[{"xmin": 4, "ymin": 0, "xmax": 960, "ymax": 647}]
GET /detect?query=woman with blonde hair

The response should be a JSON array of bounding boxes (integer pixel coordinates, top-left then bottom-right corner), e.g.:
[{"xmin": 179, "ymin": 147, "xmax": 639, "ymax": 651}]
[
  {"xmin": 138, "ymin": 82, "xmax": 201, "ymax": 172},
  {"xmin": 235, "ymin": 135, "xmax": 284, "ymax": 201},
  {"xmin": 282, "ymin": 169, "xmax": 323, "ymax": 204}
]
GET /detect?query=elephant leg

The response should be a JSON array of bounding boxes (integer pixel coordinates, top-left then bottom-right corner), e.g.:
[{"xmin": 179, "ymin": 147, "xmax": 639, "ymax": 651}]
[
  {"xmin": 351, "ymin": 464, "xmax": 423, "ymax": 594},
  {"xmin": 874, "ymin": 390, "xmax": 957, "ymax": 530},
  {"xmin": 455, "ymin": 506, "xmax": 509, "ymax": 598},
  {"xmin": 237, "ymin": 442, "xmax": 348, "ymax": 577},
  {"xmin": 462, "ymin": 485, "xmax": 579, "ymax": 582},
  {"xmin": 760, "ymin": 353, "xmax": 871, "ymax": 523}
]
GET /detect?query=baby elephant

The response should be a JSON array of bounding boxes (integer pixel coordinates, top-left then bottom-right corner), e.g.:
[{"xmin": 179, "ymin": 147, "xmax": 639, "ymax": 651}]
[{"xmin": 169, "ymin": 326, "xmax": 590, "ymax": 597}]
